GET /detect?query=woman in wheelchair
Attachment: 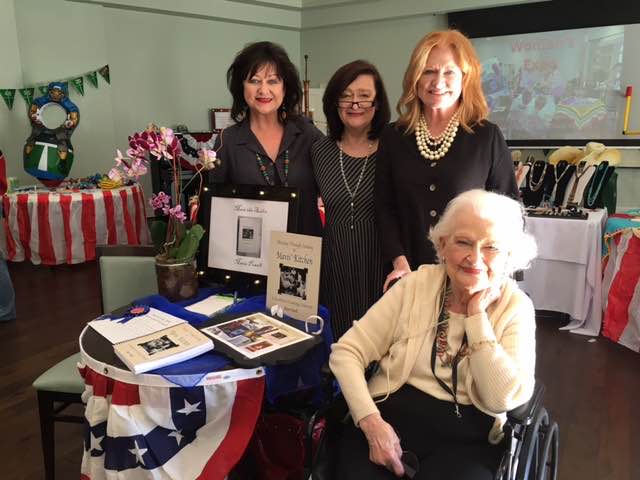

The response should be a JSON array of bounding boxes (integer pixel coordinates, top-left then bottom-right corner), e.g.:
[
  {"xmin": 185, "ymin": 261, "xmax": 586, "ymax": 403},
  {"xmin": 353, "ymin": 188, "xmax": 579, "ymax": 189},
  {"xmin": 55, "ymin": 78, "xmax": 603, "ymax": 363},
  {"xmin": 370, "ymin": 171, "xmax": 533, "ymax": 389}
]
[{"xmin": 329, "ymin": 189, "xmax": 538, "ymax": 479}]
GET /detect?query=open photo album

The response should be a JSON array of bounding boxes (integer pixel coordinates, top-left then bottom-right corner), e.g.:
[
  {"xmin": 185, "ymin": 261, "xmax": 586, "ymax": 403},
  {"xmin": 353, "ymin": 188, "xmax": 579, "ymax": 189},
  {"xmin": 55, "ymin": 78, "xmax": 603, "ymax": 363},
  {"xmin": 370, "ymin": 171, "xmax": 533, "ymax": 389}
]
[{"xmin": 200, "ymin": 312, "xmax": 312, "ymax": 359}]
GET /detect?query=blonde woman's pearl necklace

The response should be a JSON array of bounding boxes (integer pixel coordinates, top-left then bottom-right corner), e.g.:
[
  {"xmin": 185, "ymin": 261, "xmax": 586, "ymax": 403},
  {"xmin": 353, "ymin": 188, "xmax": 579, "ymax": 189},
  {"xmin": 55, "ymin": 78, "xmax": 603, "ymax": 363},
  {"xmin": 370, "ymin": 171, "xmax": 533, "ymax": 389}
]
[{"xmin": 415, "ymin": 113, "xmax": 459, "ymax": 161}]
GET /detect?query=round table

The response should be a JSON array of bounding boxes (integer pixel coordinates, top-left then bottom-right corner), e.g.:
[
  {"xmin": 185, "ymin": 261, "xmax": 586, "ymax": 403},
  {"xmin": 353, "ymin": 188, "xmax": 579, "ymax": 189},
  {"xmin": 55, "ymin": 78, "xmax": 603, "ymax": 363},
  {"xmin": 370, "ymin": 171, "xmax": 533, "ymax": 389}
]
[
  {"xmin": 0, "ymin": 184, "xmax": 150, "ymax": 265},
  {"xmin": 78, "ymin": 293, "xmax": 331, "ymax": 479}
]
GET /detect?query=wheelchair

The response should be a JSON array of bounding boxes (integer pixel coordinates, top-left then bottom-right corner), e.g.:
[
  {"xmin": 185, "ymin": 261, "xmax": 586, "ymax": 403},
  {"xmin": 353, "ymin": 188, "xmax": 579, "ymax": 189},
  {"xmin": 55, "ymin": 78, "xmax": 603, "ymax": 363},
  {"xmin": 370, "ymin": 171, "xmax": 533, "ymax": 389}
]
[{"xmin": 308, "ymin": 379, "xmax": 559, "ymax": 480}]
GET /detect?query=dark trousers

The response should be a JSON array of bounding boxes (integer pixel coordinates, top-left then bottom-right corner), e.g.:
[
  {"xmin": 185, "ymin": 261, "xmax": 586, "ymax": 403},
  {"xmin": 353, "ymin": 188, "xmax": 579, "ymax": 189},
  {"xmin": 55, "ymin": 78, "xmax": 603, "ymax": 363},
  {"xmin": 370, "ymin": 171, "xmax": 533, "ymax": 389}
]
[{"xmin": 335, "ymin": 384, "xmax": 503, "ymax": 480}]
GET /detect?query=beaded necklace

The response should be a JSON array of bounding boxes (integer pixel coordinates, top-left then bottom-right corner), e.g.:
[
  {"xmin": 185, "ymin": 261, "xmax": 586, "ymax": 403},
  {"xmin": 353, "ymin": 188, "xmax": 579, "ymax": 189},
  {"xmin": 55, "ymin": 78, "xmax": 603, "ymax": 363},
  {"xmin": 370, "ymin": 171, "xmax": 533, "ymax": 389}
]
[
  {"xmin": 255, "ymin": 150, "xmax": 289, "ymax": 187},
  {"xmin": 584, "ymin": 162, "xmax": 610, "ymax": 208},
  {"xmin": 415, "ymin": 112, "xmax": 459, "ymax": 161},
  {"xmin": 338, "ymin": 141, "xmax": 372, "ymax": 230},
  {"xmin": 549, "ymin": 161, "xmax": 571, "ymax": 203},
  {"xmin": 528, "ymin": 161, "xmax": 548, "ymax": 192},
  {"xmin": 565, "ymin": 162, "xmax": 592, "ymax": 206}
]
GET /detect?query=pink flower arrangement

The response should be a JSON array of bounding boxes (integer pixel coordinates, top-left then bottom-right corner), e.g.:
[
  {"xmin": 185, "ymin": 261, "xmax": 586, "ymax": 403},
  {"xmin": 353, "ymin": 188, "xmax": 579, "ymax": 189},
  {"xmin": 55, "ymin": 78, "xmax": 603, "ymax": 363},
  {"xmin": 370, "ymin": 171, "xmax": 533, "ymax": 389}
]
[{"xmin": 110, "ymin": 124, "xmax": 222, "ymax": 261}]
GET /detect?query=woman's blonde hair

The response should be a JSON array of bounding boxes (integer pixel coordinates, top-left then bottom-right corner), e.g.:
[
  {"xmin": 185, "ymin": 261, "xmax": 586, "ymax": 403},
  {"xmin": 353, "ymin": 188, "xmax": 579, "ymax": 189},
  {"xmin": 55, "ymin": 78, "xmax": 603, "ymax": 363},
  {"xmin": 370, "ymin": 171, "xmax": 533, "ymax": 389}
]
[{"xmin": 397, "ymin": 29, "xmax": 488, "ymax": 134}]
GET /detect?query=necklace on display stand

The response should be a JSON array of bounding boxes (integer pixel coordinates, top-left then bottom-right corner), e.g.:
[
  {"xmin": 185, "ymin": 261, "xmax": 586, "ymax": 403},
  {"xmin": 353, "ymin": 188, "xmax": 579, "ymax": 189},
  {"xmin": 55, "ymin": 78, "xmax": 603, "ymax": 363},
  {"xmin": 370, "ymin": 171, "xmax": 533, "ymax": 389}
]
[
  {"xmin": 584, "ymin": 161, "xmax": 611, "ymax": 209},
  {"xmin": 549, "ymin": 161, "xmax": 571, "ymax": 205},
  {"xmin": 338, "ymin": 141, "xmax": 372, "ymax": 229},
  {"xmin": 527, "ymin": 161, "xmax": 548, "ymax": 192},
  {"xmin": 564, "ymin": 161, "xmax": 595, "ymax": 206},
  {"xmin": 415, "ymin": 111, "xmax": 460, "ymax": 161}
]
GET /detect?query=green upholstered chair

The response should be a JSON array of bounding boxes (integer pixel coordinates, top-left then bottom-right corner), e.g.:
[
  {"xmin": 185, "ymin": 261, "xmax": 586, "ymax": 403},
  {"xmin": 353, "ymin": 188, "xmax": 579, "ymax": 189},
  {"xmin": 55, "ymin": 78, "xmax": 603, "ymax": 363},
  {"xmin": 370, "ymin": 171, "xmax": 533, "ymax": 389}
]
[
  {"xmin": 33, "ymin": 353, "xmax": 85, "ymax": 480},
  {"xmin": 33, "ymin": 244, "xmax": 156, "ymax": 480},
  {"xmin": 97, "ymin": 244, "xmax": 158, "ymax": 312}
]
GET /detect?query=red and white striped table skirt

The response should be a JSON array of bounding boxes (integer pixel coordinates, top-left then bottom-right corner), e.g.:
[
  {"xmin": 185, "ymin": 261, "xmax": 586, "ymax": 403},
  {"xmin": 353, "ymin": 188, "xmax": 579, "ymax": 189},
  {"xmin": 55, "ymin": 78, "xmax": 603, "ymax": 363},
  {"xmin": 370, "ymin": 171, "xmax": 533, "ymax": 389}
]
[{"xmin": 0, "ymin": 184, "xmax": 150, "ymax": 265}]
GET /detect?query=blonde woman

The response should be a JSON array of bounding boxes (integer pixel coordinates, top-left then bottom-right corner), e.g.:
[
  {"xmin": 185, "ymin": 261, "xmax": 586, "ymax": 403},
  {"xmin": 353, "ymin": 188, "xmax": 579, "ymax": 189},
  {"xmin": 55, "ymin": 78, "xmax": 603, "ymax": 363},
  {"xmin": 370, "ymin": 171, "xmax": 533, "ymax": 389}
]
[{"xmin": 375, "ymin": 30, "xmax": 518, "ymax": 291}]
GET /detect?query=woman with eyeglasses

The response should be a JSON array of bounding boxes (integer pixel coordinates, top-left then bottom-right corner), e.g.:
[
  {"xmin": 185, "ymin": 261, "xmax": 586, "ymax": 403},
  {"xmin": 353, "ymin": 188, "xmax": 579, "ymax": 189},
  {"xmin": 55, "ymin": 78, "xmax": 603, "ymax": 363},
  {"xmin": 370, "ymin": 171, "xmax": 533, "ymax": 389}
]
[
  {"xmin": 210, "ymin": 41, "xmax": 324, "ymax": 236},
  {"xmin": 330, "ymin": 189, "xmax": 537, "ymax": 479},
  {"xmin": 312, "ymin": 60, "xmax": 391, "ymax": 339},
  {"xmin": 376, "ymin": 30, "xmax": 519, "ymax": 292}
]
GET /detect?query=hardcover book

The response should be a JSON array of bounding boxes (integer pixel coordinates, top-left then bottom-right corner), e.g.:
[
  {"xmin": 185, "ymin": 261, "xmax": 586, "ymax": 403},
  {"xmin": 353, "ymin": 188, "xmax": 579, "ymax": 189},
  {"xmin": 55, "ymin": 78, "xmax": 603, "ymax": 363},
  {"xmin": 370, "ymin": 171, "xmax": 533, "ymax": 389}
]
[
  {"xmin": 88, "ymin": 306, "xmax": 213, "ymax": 374},
  {"xmin": 113, "ymin": 322, "xmax": 213, "ymax": 374}
]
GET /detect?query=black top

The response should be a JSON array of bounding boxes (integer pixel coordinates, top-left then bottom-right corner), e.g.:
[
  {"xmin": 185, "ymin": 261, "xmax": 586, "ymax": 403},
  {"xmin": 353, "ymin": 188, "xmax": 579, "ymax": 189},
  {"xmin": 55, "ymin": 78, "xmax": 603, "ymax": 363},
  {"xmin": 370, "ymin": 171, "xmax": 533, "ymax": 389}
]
[
  {"xmin": 209, "ymin": 117, "xmax": 325, "ymax": 237},
  {"xmin": 375, "ymin": 121, "xmax": 518, "ymax": 269},
  {"xmin": 311, "ymin": 137, "xmax": 385, "ymax": 339}
]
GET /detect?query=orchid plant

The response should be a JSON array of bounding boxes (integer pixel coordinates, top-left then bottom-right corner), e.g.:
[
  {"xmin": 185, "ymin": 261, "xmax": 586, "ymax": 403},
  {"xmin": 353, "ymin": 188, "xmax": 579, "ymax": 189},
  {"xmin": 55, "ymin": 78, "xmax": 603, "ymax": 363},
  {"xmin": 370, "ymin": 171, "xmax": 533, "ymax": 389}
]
[{"xmin": 109, "ymin": 124, "xmax": 220, "ymax": 263}]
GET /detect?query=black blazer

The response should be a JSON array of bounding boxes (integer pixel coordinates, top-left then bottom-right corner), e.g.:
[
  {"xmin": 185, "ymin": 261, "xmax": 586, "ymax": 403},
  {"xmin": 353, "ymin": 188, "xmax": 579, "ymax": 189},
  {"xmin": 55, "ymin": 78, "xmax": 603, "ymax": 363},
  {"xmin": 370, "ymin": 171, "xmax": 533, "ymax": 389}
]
[
  {"xmin": 375, "ymin": 121, "xmax": 518, "ymax": 269},
  {"xmin": 210, "ymin": 116, "xmax": 324, "ymax": 237}
]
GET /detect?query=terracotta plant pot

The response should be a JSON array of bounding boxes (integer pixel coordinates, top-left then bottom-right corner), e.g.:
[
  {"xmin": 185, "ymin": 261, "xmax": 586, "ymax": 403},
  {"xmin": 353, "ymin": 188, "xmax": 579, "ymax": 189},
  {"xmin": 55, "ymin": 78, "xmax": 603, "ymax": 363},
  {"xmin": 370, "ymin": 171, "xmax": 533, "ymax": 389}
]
[{"xmin": 155, "ymin": 257, "xmax": 198, "ymax": 301}]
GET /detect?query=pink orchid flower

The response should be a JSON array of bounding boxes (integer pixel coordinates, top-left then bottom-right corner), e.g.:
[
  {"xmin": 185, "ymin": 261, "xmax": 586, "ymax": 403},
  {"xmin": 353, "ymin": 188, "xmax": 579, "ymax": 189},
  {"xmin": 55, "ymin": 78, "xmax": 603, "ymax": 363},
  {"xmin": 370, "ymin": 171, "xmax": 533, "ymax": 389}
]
[
  {"xmin": 198, "ymin": 149, "xmax": 219, "ymax": 170},
  {"xmin": 149, "ymin": 191, "xmax": 171, "ymax": 210},
  {"xmin": 168, "ymin": 204, "xmax": 187, "ymax": 223}
]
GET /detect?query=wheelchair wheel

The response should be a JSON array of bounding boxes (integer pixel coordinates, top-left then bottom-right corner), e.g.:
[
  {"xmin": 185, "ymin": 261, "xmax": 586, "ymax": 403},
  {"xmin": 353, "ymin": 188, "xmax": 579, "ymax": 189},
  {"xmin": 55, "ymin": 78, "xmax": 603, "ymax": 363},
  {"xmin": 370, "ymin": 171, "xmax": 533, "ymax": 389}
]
[
  {"xmin": 536, "ymin": 421, "xmax": 559, "ymax": 480},
  {"xmin": 516, "ymin": 407, "xmax": 549, "ymax": 480}
]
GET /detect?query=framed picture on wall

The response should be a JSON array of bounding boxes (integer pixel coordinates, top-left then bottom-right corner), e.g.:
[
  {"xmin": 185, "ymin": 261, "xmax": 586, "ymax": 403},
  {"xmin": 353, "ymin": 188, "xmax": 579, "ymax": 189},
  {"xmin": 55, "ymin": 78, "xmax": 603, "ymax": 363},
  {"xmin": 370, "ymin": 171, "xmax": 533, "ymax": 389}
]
[
  {"xmin": 198, "ymin": 183, "xmax": 300, "ymax": 290},
  {"xmin": 209, "ymin": 108, "xmax": 234, "ymax": 133}
]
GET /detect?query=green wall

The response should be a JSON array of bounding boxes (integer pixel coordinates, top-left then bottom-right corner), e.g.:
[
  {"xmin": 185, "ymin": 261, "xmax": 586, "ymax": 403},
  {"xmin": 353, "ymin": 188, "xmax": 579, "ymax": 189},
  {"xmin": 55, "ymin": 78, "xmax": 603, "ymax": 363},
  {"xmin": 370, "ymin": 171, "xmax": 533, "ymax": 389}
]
[
  {"xmin": 0, "ymin": 0, "xmax": 301, "ymax": 193},
  {"xmin": 1, "ymin": 0, "xmax": 637, "ymax": 210},
  {"xmin": 302, "ymin": 14, "xmax": 447, "ymax": 113}
]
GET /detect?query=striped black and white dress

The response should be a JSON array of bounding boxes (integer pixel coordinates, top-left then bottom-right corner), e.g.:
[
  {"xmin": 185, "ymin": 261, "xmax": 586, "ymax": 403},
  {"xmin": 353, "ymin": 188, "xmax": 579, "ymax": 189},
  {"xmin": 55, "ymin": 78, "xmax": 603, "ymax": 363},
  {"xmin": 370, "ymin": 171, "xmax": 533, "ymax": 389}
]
[{"xmin": 312, "ymin": 137, "xmax": 385, "ymax": 340}]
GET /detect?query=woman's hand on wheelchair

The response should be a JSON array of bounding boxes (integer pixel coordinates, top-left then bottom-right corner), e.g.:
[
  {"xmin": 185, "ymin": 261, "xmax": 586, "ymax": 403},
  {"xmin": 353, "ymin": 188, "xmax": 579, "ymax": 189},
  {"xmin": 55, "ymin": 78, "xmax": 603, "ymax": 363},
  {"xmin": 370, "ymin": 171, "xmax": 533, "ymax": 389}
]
[{"xmin": 359, "ymin": 412, "xmax": 405, "ymax": 477}]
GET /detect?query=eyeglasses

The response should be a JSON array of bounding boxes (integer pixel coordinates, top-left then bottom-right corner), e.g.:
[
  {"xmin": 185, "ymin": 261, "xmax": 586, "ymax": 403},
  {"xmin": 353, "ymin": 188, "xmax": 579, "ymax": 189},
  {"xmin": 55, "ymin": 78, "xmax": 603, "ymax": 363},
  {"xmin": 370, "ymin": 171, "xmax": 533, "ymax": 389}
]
[{"xmin": 336, "ymin": 100, "xmax": 376, "ymax": 109}]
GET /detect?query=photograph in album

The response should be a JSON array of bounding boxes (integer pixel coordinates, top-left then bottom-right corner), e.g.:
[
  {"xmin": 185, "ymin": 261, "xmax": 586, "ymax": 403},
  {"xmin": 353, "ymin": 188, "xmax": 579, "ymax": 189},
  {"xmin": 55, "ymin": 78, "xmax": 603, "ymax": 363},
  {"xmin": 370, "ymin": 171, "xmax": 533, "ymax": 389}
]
[{"xmin": 201, "ymin": 312, "xmax": 312, "ymax": 360}]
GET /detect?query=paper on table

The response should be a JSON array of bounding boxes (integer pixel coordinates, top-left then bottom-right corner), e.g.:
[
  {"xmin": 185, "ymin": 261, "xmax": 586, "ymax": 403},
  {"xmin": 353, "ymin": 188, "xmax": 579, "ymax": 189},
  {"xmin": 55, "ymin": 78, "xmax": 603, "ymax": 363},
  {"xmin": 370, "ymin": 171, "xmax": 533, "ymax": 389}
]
[
  {"xmin": 185, "ymin": 295, "xmax": 235, "ymax": 317},
  {"xmin": 88, "ymin": 307, "xmax": 185, "ymax": 345}
]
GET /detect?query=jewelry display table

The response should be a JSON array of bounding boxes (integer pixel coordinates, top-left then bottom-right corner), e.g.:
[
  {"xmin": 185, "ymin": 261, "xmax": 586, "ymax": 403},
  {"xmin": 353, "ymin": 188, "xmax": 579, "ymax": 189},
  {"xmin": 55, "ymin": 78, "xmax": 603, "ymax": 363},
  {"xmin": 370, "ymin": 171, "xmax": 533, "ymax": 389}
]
[
  {"xmin": 519, "ymin": 209, "xmax": 607, "ymax": 336},
  {"xmin": 0, "ymin": 184, "xmax": 149, "ymax": 265}
]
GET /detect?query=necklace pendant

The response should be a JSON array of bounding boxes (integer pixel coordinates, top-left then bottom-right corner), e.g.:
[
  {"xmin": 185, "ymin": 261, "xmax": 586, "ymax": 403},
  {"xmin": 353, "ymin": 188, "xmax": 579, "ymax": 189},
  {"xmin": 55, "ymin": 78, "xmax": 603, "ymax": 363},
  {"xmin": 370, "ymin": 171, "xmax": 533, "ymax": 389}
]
[{"xmin": 454, "ymin": 404, "xmax": 462, "ymax": 418}]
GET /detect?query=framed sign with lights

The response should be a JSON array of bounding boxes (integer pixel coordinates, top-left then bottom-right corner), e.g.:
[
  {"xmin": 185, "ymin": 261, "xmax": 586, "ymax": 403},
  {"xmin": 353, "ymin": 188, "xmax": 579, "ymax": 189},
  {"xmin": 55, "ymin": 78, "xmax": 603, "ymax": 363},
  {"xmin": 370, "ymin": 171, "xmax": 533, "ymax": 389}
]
[{"xmin": 197, "ymin": 183, "xmax": 300, "ymax": 290}]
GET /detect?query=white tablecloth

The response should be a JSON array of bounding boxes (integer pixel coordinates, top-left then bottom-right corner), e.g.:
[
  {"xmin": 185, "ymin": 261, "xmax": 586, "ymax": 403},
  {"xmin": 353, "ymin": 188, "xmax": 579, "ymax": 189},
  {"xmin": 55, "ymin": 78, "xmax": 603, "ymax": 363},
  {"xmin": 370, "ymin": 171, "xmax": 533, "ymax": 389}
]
[{"xmin": 519, "ymin": 209, "xmax": 607, "ymax": 336}]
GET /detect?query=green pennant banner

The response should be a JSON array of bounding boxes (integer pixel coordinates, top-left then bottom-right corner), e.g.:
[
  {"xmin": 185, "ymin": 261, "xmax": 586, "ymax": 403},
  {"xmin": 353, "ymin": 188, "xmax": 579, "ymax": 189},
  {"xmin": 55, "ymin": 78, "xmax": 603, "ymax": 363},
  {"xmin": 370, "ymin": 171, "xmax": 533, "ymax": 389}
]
[
  {"xmin": 70, "ymin": 76, "xmax": 84, "ymax": 96},
  {"xmin": 19, "ymin": 87, "xmax": 34, "ymax": 106},
  {"xmin": 0, "ymin": 89, "xmax": 16, "ymax": 109},
  {"xmin": 85, "ymin": 71, "xmax": 98, "ymax": 88},
  {"xmin": 37, "ymin": 85, "xmax": 48, "ymax": 96},
  {"xmin": 98, "ymin": 65, "xmax": 110, "ymax": 84}
]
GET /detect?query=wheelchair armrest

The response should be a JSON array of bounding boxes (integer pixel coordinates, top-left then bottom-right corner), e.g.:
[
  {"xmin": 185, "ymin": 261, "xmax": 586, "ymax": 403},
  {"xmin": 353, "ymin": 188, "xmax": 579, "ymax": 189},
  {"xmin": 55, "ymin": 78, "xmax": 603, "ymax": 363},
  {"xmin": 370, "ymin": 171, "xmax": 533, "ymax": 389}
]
[{"xmin": 506, "ymin": 381, "xmax": 545, "ymax": 426}]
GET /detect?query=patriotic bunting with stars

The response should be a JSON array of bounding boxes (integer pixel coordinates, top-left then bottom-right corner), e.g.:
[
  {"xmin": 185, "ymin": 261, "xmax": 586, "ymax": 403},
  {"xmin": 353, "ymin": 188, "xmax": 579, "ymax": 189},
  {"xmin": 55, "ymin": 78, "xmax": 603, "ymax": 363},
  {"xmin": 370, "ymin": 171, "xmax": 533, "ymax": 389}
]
[{"xmin": 79, "ymin": 363, "xmax": 265, "ymax": 479}]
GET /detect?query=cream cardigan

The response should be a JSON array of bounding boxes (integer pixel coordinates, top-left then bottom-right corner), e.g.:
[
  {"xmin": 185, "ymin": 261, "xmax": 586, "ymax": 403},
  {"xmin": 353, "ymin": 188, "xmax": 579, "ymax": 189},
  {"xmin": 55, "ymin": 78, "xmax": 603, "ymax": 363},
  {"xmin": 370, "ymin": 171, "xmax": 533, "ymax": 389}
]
[{"xmin": 329, "ymin": 264, "xmax": 536, "ymax": 443}]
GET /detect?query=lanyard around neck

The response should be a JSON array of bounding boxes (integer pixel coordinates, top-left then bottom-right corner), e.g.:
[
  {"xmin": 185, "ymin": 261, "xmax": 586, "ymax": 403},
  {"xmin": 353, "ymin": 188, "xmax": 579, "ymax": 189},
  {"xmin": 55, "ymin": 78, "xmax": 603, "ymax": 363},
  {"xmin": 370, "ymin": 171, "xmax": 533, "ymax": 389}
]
[{"xmin": 430, "ymin": 279, "xmax": 468, "ymax": 418}]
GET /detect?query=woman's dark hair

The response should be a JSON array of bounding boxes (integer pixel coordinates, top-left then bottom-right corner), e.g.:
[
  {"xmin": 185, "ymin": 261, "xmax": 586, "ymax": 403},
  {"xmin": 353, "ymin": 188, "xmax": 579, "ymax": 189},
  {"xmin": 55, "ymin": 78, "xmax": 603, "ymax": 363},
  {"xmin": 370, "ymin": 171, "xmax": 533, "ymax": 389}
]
[
  {"xmin": 322, "ymin": 60, "xmax": 391, "ymax": 141},
  {"xmin": 227, "ymin": 41, "xmax": 302, "ymax": 123}
]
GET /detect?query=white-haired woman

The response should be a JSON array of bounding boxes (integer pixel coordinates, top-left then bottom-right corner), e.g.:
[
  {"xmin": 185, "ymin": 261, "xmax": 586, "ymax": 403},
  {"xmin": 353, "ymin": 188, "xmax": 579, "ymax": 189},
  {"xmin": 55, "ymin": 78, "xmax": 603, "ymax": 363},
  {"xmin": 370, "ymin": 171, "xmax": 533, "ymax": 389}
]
[{"xmin": 329, "ymin": 189, "xmax": 537, "ymax": 480}]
